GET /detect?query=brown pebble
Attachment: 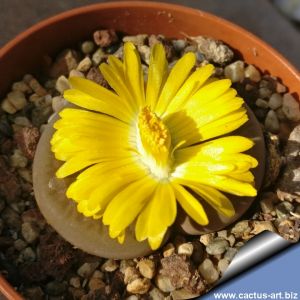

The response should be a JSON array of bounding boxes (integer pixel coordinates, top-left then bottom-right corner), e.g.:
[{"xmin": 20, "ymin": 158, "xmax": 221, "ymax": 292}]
[
  {"xmin": 93, "ymin": 29, "xmax": 118, "ymax": 47},
  {"xmin": 137, "ymin": 259, "xmax": 155, "ymax": 279},
  {"xmin": 86, "ymin": 67, "xmax": 110, "ymax": 88},
  {"xmin": 88, "ymin": 277, "xmax": 105, "ymax": 291},
  {"xmin": 14, "ymin": 127, "xmax": 40, "ymax": 160}
]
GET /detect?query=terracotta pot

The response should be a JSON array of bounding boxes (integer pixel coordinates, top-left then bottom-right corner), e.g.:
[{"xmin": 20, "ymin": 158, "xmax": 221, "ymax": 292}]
[{"xmin": 0, "ymin": 1, "xmax": 299, "ymax": 299}]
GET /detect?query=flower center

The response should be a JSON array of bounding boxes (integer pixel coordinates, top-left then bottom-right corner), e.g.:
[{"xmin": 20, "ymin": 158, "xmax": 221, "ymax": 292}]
[{"xmin": 137, "ymin": 106, "xmax": 172, "ymax": 179}]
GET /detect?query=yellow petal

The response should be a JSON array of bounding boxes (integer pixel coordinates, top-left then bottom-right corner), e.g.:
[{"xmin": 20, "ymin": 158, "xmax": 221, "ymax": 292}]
[
  {"xmin": 146, "ymin": 43, "xmax": 168, "ymax": 109},
  {"xmin": 174, "ymin": 175, "xmax": 257, "ymax": 197},
  {"xmin": 172, "ymin": 183, "xmax": 208, "ymax": 225},
  {"xmin": 103, "ymin": 177, "xmax": 157, "ymax": 238},
  {"xmin": 123, "ymin": 42, "xmax": 145, "ymax": 107},
  {"xmin": 175, "ymin": 136, "xmax": 255, "ymax": 164},
  {"xmin": 99, "ymin": 63, "xmax": 136, "ymax": 106},
  {"xmin": 186, "ymin": 183, "xmax": 235, "ymax": 218},
  {"xmin": 135, "ymin": 183, "xmax": 176, "ymax": 249},
  {"xmin": 166, "ymin": 64, "xmax": 215, "ymax": 114},
  {"xmin": 155, "ymin": 52, "xmax": 196, "ymax": 116},
  {"xmin": 64, "ymin": 89, "xmax": 132, "ymax": 123}
]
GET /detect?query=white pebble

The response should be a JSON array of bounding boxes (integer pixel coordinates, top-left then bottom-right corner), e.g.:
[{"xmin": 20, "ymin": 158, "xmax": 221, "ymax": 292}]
[
  {"xmin": 77, "ymin": 56, "xmax": 92, "ymax": 72},
  {"xmin": 14, "ymin": 116, "xmax": 31, "ymax": 127},
  {"xmin": 177, "ymin": 242, "xmax": 194, "ymax": 256},
  {"xmin": 52, "ymin": 96, "xmax": 68, "ymax": 113},
  {"xmin": 224, "ymin": 61, "xmax": 245, "ymax": 83},
  {"xmin": 265, "ymin": 110, "xmax": 279, "ymax": 133},
  {"xmin": 244, "ymin": 64, "xmax": 261, "ymax": 82},
  {"xmin": 55, "ymin": 76, "xmax": 70, "ymax": 93},
  {"xmin": 69, "ymin": 69, "xmax": 84, "ymax": 78},
  {"xmin": 282, "ymin": 93, "xmax": 300, "ymax": 121},
  {"xmin": 198, "ymin": 258, "xmax": 219, "ymax": 284}
]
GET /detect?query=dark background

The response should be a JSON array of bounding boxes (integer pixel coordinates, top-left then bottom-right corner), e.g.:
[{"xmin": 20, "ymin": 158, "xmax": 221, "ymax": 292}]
[{"xmin": 0, "ymin": 0, "xmax": 300, "ymax": 69}]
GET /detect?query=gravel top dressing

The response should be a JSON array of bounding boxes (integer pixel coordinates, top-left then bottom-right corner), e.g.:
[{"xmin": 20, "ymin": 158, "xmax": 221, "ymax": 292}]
[{"xmin": 0, "ymin": 29, "xmax": 299, "ymax": 300}]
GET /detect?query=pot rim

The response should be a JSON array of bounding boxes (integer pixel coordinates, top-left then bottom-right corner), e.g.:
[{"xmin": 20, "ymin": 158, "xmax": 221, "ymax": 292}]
[
  {"xmin": 0, "ymin": 1, "xmax": 299, "ymax": 80},
  {"xmin": 0, "ymin": 2, "xmax": 299, "ymax": 299}
]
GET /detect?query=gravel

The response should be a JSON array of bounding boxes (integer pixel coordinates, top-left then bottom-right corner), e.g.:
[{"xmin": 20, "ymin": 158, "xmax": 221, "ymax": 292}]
[{"xmin": 0, "ymin": 30, "xmax": 299, "ymax": 299}]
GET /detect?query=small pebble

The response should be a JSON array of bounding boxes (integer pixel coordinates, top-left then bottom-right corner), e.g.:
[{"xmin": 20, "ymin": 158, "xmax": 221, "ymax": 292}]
[
  {"xmin": 276, "ymin": 81, "xmax": 287, "ymax": 93},
  {"xmin": 52, "ymin": 96, "xmax": 67, "ymax": 113},
  {"xmin": 69, "ymin": 276, "xmax": 81, "ymax": 288},
  {"xmin": 26, "ymin": 76, "xmax": 47, "ymax": 96},
  {"xmin": 92, "ymin": 48, "xmax": 105, "ymax": 65},
  {"xmin": 155, "ymin": 274, "xmax": 176, "ymax": 293},
  {"xmin": 119, "ymin": 259, "xmax": 135, "ymax": 274},
  {"xmin": 1, "ymin": 98, "xmax": 17, "ymax": 114},
  {"xmin": 206, "ymin": 238, "xmax": 229, "ymax": 255},
  {"xmin": 14, "ymin": 239, "xmax": 27, "ymax": 251},
  {"xmin": 137, "ymin": 259, "xmax": 155, "ymax": 279},
  {"xmin": 21, "ymin": 222, "xmax": 40, "ymax": 243},
  {"xmin": 138, "ymin": 45, "xmax": 150, "ymax": 65},
  {"xmin": 251, "ymin": 221, "xmax": 276, "ymax": 235},
  {"xmin": 77, "ymin": 262, "xmax": 100, "ymax": 278},
  {"xmin": 101, "ymin": 259, "xmax": 118, "ymax": 272},
  {"xmin": 123, "ymin": 34, "xmax": 148, "ymax": 46},
  {"xmin": 224, "ymin": 60, "xmax": 245, "ymax": 83},
  {"xmin": 12, "ymin": 81, "xmax": 32, "ymax": 93},
  {"xmin": 265, "ymin": 110, "xmax": 280, "ymax": 133},
  {"xmin": 163, "ymin": 243, "xmax": 175, "ymax": 257},
  {"xmin": 126, "ymin": 296, "xmax": 139, "ymax": 300},
  {"xmin": 45, "ymin": 281, "xmax": 66, "ymax": 296},
  {"xmin": 177, "ymin": 242, "xmax": 194, "ymax": 256},
  {"xmin": 7, "ymin": 91, "xmax": 27, "ymax": 111},
  {"xmin": 21, "ymin": 247, "xmax": 36, "ymax": 262},
  {"xmin": 244, "ymin": 64, "xmax": 261, "ymax": 82},
  {"xmin": 276, "ymin": 201, "xmax": 294, "ymax": 219},
  {"xmin": 172, "ymin": 39, "xmax": 187, "ymax": 52},
  {"xmin": 224, "ymin": 247, "xmax": 238, "ymax": 262},
  {"xmin": 93, "ymin": 29, "xmax": 118, "ymax": 47},
  {"xmin": 260, "ymin": 192, "xmax": 277, "ymax": 214},
  {"xmin": 76, "ymin": 57, "xmax": 92, "ymax": 72},
  {"xmin": 198, "ymin": 258, "xmax": 219, "ymax": 284},
  {"xmin": 269, "ymin": 93, "xmax": 283, "ymax": 110},
  {"xmin": 126, "ymin": 278, "xmax": 151, "ymax": 294},
  {"xmin": 217, "ymin": 259, "xmax": 229, "ymax": 275},
  {"xmin": 282, "ymin": 93, "xmax": 300, "ymax": 121},
  {"xmin": 14, "ymin": 116, "xmax": 31, "ymax": 127},
  {"xmin": 276, "ymin": 107, "xmax": 287, "ymax": 121},
  {"xmin": 259, "ymin": 87, "xmax": 272, "ymax": 99},
  {"xmin": 81, "ymin": 41, "xmax": 95, "ymax": 54},
  {"xmin": 69, "ymin": 69, "xmax": 85, "ymax": 78},
  {"xmin": 231, "ymin": 221, "xmax": 250, "ymax": 238},
  {"xmin": 124, "ymin": 266, "xmax": 140, "ymax": 284},
  {"xmin": 55, "ymin": 75, "xmax": 70, "ymax": 93},
  {"xmin": 149, "ymin": 287, "xmax": 165, "ymax": 300},
  {"xmin": 10, "ymin": 149, "xmax": 28, "ymax": 168},
  {"xmin": 199, "ymin": 233, "xmax": 214, "ymax": 246},
  {"xmin": 256, "ymin": 98, "xmax": 269, "ymax": 109},
  {"xmin": 88, "ymin": 277, "xmax": 105, "ymax": 291}
]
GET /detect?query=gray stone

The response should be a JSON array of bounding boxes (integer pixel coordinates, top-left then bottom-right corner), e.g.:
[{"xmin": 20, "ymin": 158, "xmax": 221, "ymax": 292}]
[
  {"xmin": 282, "ymin": 93, "xmax": 300, "ymax": 121},
  {"xmin": 45, "ymin": 281, "xmax": 66, "ymax": 296},
  {"xmin": 224, "ymin": 248, "xmax": 238, "ymax": 262},
  {"xmin": 21, "ymin": 247, "xmax": 36, "ymax": 262},
  {"xmin": 259, "ymin": 87, "xmax": 273, "ymax": 99},
  {"xmin": 55, "ymin": 75, "xmax": 70, "ymax": 93},
  {"xmin": 77, "ymin": 262, "xmax": 100, "ymax": 278},
  {"xmin": 269, "ymin": 93, "xmax": 283, "ymax": 110},
  {"xmin": 81, "ymin": 41, "xmax": 95, "ymax": 54},
  {"xmin": 255, "ymin": 98, "xmax": 269, "ymax": 108},
  {"xmin": 265, "ymin": 110, "xmax": 280, "ymax": 133},
  {"xmin": 284, "ymin": 125, "xmax": 300, "ymax": 158},
  {"xmin": 155, "ymin": 274, "xmax": 176, "ymax": 293},
  {"xmin": 21, "ymin": 222, "xmax": 40, "ymax": 243}
]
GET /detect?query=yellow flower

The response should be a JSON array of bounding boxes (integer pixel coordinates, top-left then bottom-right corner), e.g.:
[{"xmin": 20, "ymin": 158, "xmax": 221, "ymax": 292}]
[{"xmin": 51, "ymin": 42, "xmax": 258, "ymax": 250}]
